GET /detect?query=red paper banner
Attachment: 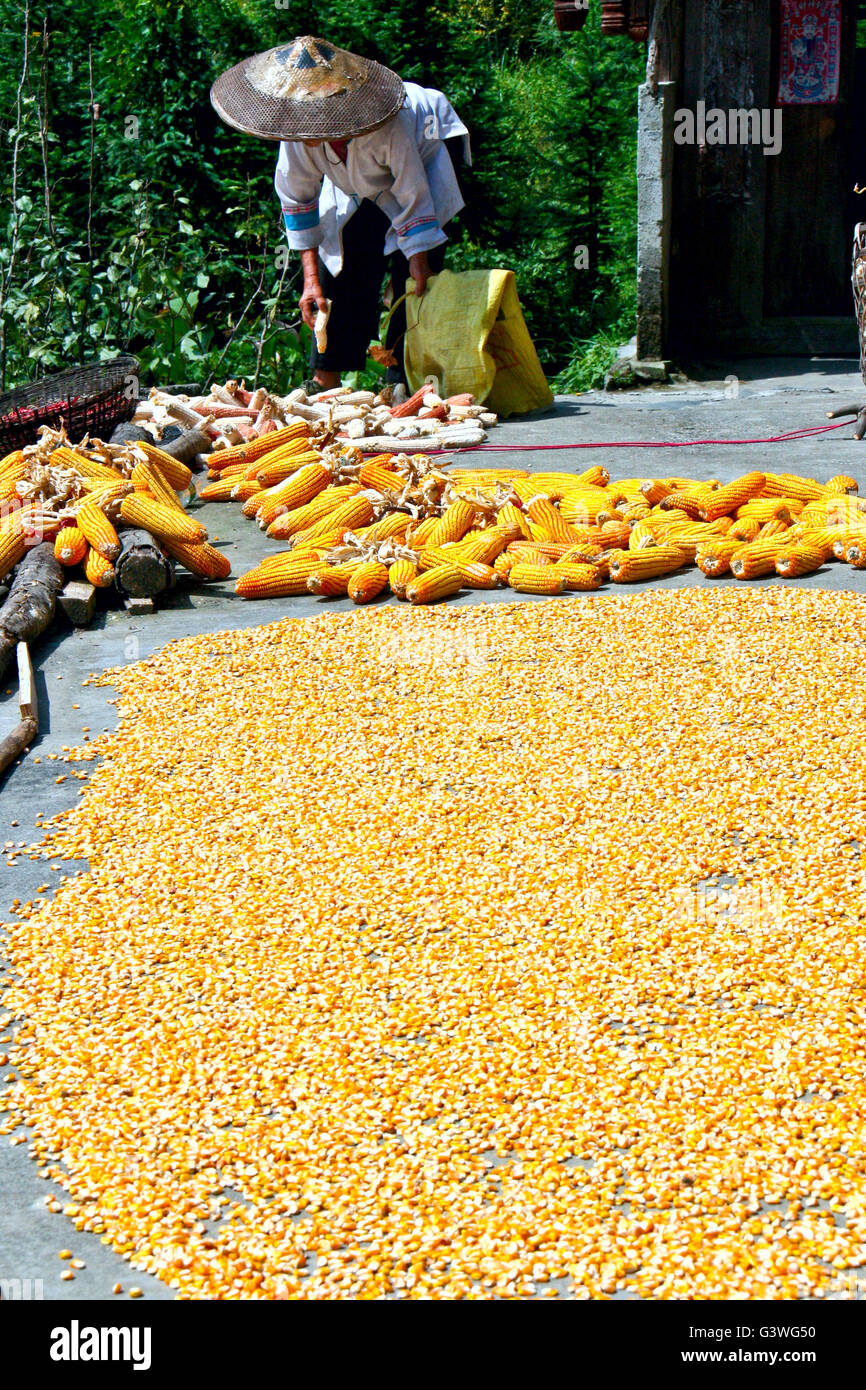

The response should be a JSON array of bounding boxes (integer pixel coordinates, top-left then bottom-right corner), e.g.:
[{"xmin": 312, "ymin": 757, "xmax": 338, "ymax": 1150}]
[{"xmin": 777, "ymin": 0, "xmax": 841, "ymax": 105}]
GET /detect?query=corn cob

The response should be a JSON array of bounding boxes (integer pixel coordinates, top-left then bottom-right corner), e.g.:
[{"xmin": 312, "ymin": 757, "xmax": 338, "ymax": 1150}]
[
  {"xmin": 307, "ymin": 559, "xmax": 366, "ymax": 597},
  {"xmin": 730, "ymin": 538, "xmax": 789, "ymax": 580},
  {"xmin": 660, "ymin": 487, "xmax": 715, "ymax": 519},
  {"xmin": 834, "ymin": 531, "xmax": 866, "ymax": 561},
  {"xmin": 134, "ymin": 441, "xmax": 193, "ymax": 492},
  {"xmin": 232, "ymin": 480, "xmax": 265, "ymax": 504},
  {"xmin": 48, "ymin": 448, "xmax": 120, "ymax": 484},
  {"xmin": 809, "ymin": 498, "xmax": 863, "ymax": 530},
  {"xmin": 824, "ymin": 474, "xmax": 858, "ymax": 496},
  {"xmin": 774, "ymin": 543, "xmax": 827, "ymax": 578},
  {"xmin": 608, "ymin": 546, "xmax": 686, "ymax": 582},
  {"xmin": 454, "ymin": 530, "xmax": 507, "ymax": 566},
  {"xmin": 246, "ymin": 437, "xmax": 320, "ymax": 481},
  {"xmin": 507, "ymin": 541, "xmax": 571, "ymax": 564},
  {"xmin": 76, "ymin": 501, "xmax": 121, "ymax": 560},
  {"xmin": 697, "ymin": 472, "xmax": 766, "ymax": 522},
  {"xmin": 492, "ymin": 503, "xmax": 530, "ymax": 542},
  {"xmin": 508, "ymin": 563, "xmax": 568, "ymax": 595},
  {"xmin": 728, "ymin": 516, "xmax": 761, "ymax": 543},
  {"xmin": 0, "ymin": 456, "xmax": 28, "ymax": 500},
  {"xmin": 736, "ymin": 499, "xmax": 797, "ymax": 525},
  {"xmin": 351, "ymin": 513, "xmax": 411, "ymax": 545},
  {"xmin": 388, "ymin": 559, "xmax": 418, "ymax": 599},
  {"xmin": 300, "ymin": 495, "xmax": 374, "ymax": 545},
  {"xmin": 662, "ymin": 522, "xmax": 736, "ymax": 559},
  {"xmin": 236, "ymin": 551, "xmax": 322, "ymax": 598},
  {"xmin": 561, "ymin": 542, "xmax": 606, "ymax": 567},
  {"xmin": 574, "ymin": 465, "xmax": 610, "ymax": 489},
  {"xmin": 622, "ymin": 501, "xmax": 651, "ymax": 524},
  {"xmin": 493, "ymin": 551, "xmax": 515, "ymax": 583},
  {"xmin": 253, "ymin": 449, "xmax": 325, "ymax": 489},
  {"xmin": 253, "ymin": 462, "xmax": 333, "ymax": 528},
  {"xmin": 207, "ymin": 421, "xmax": 310, "ymax": 469},
  {"xmin": 424, "ymin": 500, "xmax": 478, "ymax": 549},
  {"xmin": 846, "ymin": 539, "xmax": 866, "ymax": 569},
  {"xmin": 54, "ymin": 525, "xmax": 88, "ymax": 567},
  {"xmin": 451, "ymin": 560, "xmax": 502, "ymax": 589},
  {"xmin": 405, "ymin": 516, "xmax": 440, "ymax": 549},
  {"xmin": 120, "ymin": 494, "xmax": 206, "ymax": 545},
  {"xmin": 558, "ymin": 489, "xmax": 614, "ymax": 525},
  {"xmin": 346, "ymin": 561, "xmax": 390, "ymax": 604},
  {"xmin": 0, "ymin": 449, "xmax": 23, "ymax": 475},
  {"xmin": 130, "ymin": 460, "xmax": 183, "ymax": 512},
  {"xmin": 761, "ymin": 472, "xmax": 825, "ymax": 502},
  {"xmin": 756, "ymin": 519, "xmax": 789, "ymax": 540},
  {"xmin": 266, "ymin": 485, "xmax": 362, "ymax": 540},
  {"xmin": 0, "ymin": 527, "xmax": 26, "ymax": 580},
  {"xmin": 639, "ymin": 479, "xmax": 672, "ymax": 507},
  {"xmin": 358, "ymin": 458, "xmax": 403, "ymax": 491},
  {"xmin": 628, "ymin": 520, "xmax": 659, "ymax": 551},
  {"xmin": 161, "ymin": 538, "xmax": 231, "ymax": 580},
  {"xmin": 695, "ymin": 539, "xmax": 744, "ymax": 577},
  {"xmin": 84, "ymin": 547, "xmax": 115, "ymax": 588},
  {"xmin": 447, "ymin": 467, "xmax": 529, "ymax": 483},
  {"xmin": 555, "ymin": 562, "xmax": 604, "ymax": 592},
  {"xmin": 405, "ymin": 564, "xmax": 464, "ymax": 605},
  {"xmin": 591, "ymin": 521, "xmax": 632, "ymax": 551},
  {"xmin": 200, "ymin": 477, "xmax": 240, "ymax": 502}
]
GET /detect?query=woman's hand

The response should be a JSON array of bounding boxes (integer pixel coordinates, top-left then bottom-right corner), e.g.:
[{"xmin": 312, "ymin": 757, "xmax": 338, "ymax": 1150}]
[
  {"xmin": 300, "ymin": 280, "xmax": 328, "ymax": 330},
  {"xmin": 408, "ymin": 251, "xmax": 431, "ymax": 296}
]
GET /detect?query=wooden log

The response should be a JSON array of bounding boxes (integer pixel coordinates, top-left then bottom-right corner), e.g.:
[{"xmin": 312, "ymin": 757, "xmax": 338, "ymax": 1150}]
[
  {"xmin": 0, "ymin": 643, "xmax": 38, "ymax": 777},
  {"xmin": 0, "ymin": 543, "xmax": 64, "ymax": 650},
  {"xmin": 156, "ymin": 426, "xmax": 213, "ymax": 467},
  {"xmin": 114, "ymin": 527, "xmax": 174, "ymax": 599}
]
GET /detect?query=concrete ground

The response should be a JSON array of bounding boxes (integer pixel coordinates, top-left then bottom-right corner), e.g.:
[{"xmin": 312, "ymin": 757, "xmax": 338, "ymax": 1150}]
[{"xmin": 2, "ymin": 355, "xmax": 866, "ymax": 1302}]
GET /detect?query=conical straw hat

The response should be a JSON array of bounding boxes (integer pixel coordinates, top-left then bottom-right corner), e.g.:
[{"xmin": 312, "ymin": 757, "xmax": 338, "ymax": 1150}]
[{"xmin": 210, "ymin": 36, "xmax": 405, "ymax": 141}]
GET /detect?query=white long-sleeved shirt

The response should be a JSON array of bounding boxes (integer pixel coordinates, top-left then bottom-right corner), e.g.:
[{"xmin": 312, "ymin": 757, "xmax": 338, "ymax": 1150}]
[{"xmin": 274, "ymin": 83, "xmax": 469, "ymax": 276}]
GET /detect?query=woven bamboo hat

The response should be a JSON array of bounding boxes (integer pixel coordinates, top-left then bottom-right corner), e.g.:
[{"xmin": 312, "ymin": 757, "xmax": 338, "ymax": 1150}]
[{"xmin": 210, "ymin": 36, "xmax": 405, "ymax": 142}]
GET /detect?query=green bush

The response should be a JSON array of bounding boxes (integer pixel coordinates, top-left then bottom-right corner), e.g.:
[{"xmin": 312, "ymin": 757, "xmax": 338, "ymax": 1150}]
[{"xmin": 0, "ymin": 0, "xmax": 642, "ymax": 394}]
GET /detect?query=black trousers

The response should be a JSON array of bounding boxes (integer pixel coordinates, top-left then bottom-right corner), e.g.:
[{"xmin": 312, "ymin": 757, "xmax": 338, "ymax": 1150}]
[{"xmin": 309, "ymin": 140, "xmax": 464, "ymax": 382}]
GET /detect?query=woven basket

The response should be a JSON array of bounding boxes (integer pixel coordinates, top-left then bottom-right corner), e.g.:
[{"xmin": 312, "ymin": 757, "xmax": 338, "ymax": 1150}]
[{"xmin": 0, "ymin": 355, "xmax": 140, "ymax": 454}]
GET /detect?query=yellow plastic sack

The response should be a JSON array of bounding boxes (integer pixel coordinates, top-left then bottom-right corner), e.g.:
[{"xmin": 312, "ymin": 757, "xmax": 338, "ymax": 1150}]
[{"xmin": 403, "ymin": 268, "xmax": 553, "ymax": 418}]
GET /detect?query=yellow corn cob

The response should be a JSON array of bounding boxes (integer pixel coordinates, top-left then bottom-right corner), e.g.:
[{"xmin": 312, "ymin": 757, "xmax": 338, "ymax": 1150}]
[
  {"xmin": 84, "ymin": 546, "xmax": 115, "ymax": 588},
  {"xmin": 508, "ymin": 563, "xmax": 568, "ymax": 595},
  {"xmin": 130, "ymin": 461, "xmax": 183, "ymax": 512},
  {"xmin": 120, "ymin": 493, "xmax": 206, "ymax": 545},
  {"xmin": 695, "ymin": 538, "xmax": 745, "ymax": 577},
  {"xmin": 628, "ymin": 520, "xmax": 658, "ymax": 551},
  {"xmin": 730, "ymin": 538, "xmax": 789, "ymax": 579},
  {"xmin": 424, "ymin": 499, "xmax": 477, "ymax": 549},
  {"xmin": 200, "ymin": 477, "xmax": 240, "ymax": 502},
  {"xmin": 573, "ymin": 465, "xmax": 610, "ymax": 489},
  {"xmin": 0, "ymin": 457, "xmax": 28, "ymax": 500},
  {"xmin": 557, "ymin": 489, "xmax": 612, "ymax": 526},
  {"xmin": 662, "ymin": 522, "xmax": 735, "ymax": 560},
  {"xmin": 253, "ymin": 462, "xmax": 333, "ymax": 528},
  {"xmin": 308, "ymin": 559, "xmax": 366, "ymax": 597},
  {"xmin": 509, "ymin": 470, "xmax": 605, "ymax": 501},
  {"xmin": 660, "ymin": 487, "xmax": 715, "ymax": 519},
  {"xmin": 405, "ymin": 564, "xmax": 464, "ymax": 605},
  {"xmin": 810, "ymin": 498, "xmax": 863, "ymax": 529},
  {"xmin": 243, "ymin": 436, "xmax": 317, "ymax": 480},
  {"xmin": 608, "ymin": 546, "xmax": 686, "ymax": 582},
  {"xmin": 736, "ymin": 499, "xmax": 797, "ymax": 525},
  {"xmin": 253, "ymin": 449, "xmax": 325, "ymax": 489},
  {"xmin": 824, "ymin": 474, "xmax": 858, "ymax": 496},
  {"xmin": 233, "ymin": 480, "xmax": 265, "ymax": 504},
  {"xmin": 622, "ymin": 501, "xmax": 651, "ymax": 524},
  {"xmin": 0, "ymin": 527, "xmax": 26, "ymax": 579},
  {"xmin": 236, "ymin": 551, "xmax": 322, "ymax": 598},
  {"xmin": 48, "ymin": 447, "xmax": 120, "ymax": 484},
  {"xmin": 54, "ymin": 525, "xmax": 88, "ymax": 567},
  {"xmin": 774, "ymin": 543, "xmax": 827, "ymax": 578},
  {"xmin": 455, "ymin": 530, "xmax": 507, "ymax": 566},
  {"xmin": 357, "ymin": 459, "xmax": 404, "ymax": 492},
  {"xmin": 834, "ymin": 530, "xmax": 866, "ymax": 561},
  {"xmin": 447, "ymin": 467, "xmax": 529, "ymax": 483},
  {"xmin": 697, "ymin": 472, "xmax": 766, "ymax": 522},
  {"xmin": 0, "ymin": 449, "xmax": 24, "ymax": 475},
  {"xmin": 133, "ymin": 441, "xmax": 193, "ymax": 492},
  {"xmin": 350, "ymin": 512, "xmax": 410, "ymax": 545},
  {"xmin": 555, "ymin": 562, "xmax": 604, "ymax": 592},
  {"xmin": 591, "ymin": 521, "xmax": 632, "ymax": 551},
  {"xmin": 760, "ymin": 472, "xmax": 825, "ymax": 502},
  {"xmin": 452, "ymin": 560, "xmax": 502, "ymax": 589},
  {"xmin": 266, "ymin": 486, "xmax": 362, "ymax": 540},
  {"xmin": 493, "ymin": 503, "xmax": 531, "ymax": 542},
  {"xmin": 639, "ymin": 479, "xmax": 672, "ymax": 507},
  {"xmin": 756, "ymin": 519, "xmax": 789, "ymax": 540},
  {"xmin": 76, "ymin": 501, "xmax": 121, "ymax": 560},
  {"xmin": 207, "ymin": 421, "xmax": 310, "ymax": 469},
  {"xmin": 161, "ymin": 538, "xmax": 231, "ymax": 580},
  {"xmin": 728, "ymin": 516, "xmax": 761, "ymax": 543},
  {"xmin": 388, "ymin": 559, "xmax": 418, "ymax": 599},
  {"xmin": 347, "ymin": 561, "xmax": 390, "ymax": 605},
  {"xmin": 493, "ymin": 551, "xmax": 515, "ymax": 582},
  {"xmin": 846, "ymin": 539, "xmax": 866, "ymax": 569},
  {"xmin": 405, "ymin": 515, "xmax": 441, "ymax": 549},
  {"xmin": 299, "ymin": 495, "xmax": 374, "ymax": 545},
  {"xmin": 507, "ymin": 541, "xmax": 568, "ymax": 564}
]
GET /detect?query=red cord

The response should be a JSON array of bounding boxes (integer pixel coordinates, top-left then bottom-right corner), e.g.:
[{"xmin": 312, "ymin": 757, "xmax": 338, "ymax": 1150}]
[{"xmin": 420, "ymin": 418, "xmax": 854, "ymax": 455}]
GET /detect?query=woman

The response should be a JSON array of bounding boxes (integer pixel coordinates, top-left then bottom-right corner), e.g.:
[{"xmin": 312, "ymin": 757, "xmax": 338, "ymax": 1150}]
[{"xmin": 211, "ymin": 36, "xmax": 469, "ymax": 392}]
